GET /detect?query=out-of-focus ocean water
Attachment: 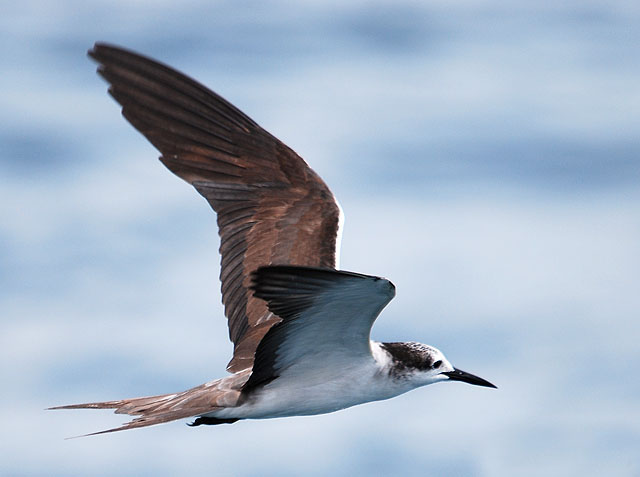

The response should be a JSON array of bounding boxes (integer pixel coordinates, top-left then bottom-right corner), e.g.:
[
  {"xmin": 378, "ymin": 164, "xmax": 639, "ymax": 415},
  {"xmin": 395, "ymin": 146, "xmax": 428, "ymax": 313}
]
[{"xmin": 1, "ymin": 1, "xmax": 639, "ymax": 475}]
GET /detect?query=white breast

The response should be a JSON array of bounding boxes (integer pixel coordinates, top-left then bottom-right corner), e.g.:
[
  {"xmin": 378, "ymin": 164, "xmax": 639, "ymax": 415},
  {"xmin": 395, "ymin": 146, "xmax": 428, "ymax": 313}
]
[{"xmin": 212, "ymin": 341, "xmax": 411, "ymax": 420}]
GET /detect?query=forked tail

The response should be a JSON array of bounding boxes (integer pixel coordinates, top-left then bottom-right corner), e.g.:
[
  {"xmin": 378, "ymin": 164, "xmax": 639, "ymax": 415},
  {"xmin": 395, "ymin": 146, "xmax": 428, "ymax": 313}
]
[{"xmin": 49, "ymin": 374, "xmax": 248, "ymax": 436}]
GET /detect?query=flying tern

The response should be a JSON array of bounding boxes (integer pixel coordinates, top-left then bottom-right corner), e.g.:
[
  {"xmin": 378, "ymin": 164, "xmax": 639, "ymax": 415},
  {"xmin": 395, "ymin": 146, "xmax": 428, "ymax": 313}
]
[{"xmin": 51, "ymin": 43, "xmax": 496, "ymax": 435}]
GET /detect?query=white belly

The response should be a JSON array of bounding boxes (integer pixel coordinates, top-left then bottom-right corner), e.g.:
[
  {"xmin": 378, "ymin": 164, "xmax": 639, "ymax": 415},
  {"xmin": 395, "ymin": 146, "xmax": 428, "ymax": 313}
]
[{"xmin": 210, "ymin": 358, "xmax": 405, "ymax": 420}]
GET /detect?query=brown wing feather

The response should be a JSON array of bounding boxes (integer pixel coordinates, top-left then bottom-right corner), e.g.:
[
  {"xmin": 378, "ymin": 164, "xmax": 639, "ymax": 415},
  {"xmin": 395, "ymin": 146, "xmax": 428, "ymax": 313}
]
[{"xmin": 88, "ymin": 43, "xmax": 341, "ymax": 373}]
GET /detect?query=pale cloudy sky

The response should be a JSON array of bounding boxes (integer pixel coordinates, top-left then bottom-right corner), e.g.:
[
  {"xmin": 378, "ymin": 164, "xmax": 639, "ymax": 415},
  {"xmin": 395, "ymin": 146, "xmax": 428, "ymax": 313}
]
[{"xmin": 2, "ymin": 1, "xmax": 639, "ymax": 475}]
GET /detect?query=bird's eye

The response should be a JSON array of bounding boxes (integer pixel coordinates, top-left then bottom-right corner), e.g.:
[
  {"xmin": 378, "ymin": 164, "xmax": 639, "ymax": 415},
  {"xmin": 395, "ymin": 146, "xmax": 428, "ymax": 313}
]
[{"xmin": 433, "ymin": 360, "xmax": 442, "ymax": 369}]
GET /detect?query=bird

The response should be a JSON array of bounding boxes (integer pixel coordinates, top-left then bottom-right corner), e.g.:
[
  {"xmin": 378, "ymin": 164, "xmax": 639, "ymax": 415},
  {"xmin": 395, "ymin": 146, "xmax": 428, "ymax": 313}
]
[{"xmin": 51, "ymin": 43, "xmax": 496, "ymax": 436}]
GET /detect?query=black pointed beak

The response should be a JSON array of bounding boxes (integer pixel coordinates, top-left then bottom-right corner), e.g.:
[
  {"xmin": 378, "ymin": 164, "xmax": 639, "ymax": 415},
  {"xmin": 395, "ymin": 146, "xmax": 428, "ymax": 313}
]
[{"xmin": 443, "ymin": 368, "xmax": 497, "ymax": 388}]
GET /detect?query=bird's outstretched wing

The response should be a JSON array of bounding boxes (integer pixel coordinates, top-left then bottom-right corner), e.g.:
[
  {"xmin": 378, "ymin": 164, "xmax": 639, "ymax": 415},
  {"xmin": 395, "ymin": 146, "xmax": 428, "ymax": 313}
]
[
  {"xmin": 244, "ymin": 266, "xmax": 396, "ymax": 391},
  {"xmin": 88, "ymin": 43, "xmax": 342, "ymax": 373}
]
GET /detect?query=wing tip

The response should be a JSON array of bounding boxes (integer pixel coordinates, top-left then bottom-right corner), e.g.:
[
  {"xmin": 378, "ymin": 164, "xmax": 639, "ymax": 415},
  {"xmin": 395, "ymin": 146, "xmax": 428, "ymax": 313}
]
[{"xmin": 87, "ymin": 41, "xmax": 114, "ymax": 61}]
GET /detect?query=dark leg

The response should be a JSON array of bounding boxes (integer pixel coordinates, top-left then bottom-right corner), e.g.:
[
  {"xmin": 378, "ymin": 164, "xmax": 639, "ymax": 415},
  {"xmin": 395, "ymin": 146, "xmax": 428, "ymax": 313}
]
[{"xmin": 187, "ymin": 417, "xmax": 240, "ymax": 427}]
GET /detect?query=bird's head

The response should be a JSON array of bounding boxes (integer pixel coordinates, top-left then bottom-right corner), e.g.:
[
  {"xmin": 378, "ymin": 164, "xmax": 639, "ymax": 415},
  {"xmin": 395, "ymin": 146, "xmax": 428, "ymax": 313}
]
[{"xmin": 379, "ymin": 342, "xmax": 497, "ymax": 389}]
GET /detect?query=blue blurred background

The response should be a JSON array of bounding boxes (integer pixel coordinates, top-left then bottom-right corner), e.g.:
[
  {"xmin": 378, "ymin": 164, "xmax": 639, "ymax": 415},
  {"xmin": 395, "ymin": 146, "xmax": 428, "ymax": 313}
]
[{"xmin": 2, "ymin": 1, "xmax": 639, "ymax": 475}]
